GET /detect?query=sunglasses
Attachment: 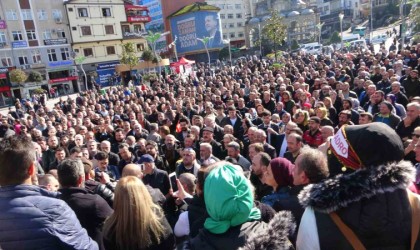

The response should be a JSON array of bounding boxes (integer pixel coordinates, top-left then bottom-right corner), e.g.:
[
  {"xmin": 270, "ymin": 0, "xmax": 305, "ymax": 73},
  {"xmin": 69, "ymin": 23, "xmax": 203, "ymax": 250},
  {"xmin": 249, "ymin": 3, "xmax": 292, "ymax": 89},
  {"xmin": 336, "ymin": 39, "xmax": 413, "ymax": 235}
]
[{"xmin": 412, "ymin": 134, "xmax": 420, "ymax": 138}]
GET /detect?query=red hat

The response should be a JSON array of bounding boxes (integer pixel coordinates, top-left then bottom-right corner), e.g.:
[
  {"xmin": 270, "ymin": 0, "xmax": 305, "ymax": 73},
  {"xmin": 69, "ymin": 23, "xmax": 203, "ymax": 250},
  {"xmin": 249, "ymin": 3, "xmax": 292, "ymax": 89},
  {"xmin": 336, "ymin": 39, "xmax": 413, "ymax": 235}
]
[{"xmin": 270, "ymin": 158, "xmax": 294, "ymax": 187}]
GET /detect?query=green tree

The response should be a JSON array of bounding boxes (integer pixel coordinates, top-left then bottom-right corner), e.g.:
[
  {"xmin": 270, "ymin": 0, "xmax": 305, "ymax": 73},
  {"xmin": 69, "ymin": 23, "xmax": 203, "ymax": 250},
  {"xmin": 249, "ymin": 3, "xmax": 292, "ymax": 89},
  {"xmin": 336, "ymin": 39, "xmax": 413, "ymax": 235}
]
[
  {"xmin": 28, "ymin": 71, "xmax": 43, "ymax": 83},
  {"xmin": 141, "ymin": 49, "xmax": 155, "ymax": 61},
  {"xmin": 330, "ymin": 31, "xmax": 341, "ymax": 44},
  {"xmin": 9, "ymin": 69, "xmax": 28, "ymax": 85},
  {"xmin": 120, "ymin": 42, "xmax": 138, "ymax": 72},
  {"xmin": 409, "ymin": 6, "xmax": 420, "ymax": 32},
  {"xmin": 260, "ymin": 10, "xmax": 287, "ymax": 62}
]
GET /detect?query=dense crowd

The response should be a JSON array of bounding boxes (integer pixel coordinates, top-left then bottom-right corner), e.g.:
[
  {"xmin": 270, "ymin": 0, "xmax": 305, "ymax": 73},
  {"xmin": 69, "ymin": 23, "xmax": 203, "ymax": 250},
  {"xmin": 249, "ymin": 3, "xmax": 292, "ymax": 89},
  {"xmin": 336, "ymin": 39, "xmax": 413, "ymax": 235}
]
[{"xmin": 1, "ymin": 40, "xmax": 420, "ymax": 250}]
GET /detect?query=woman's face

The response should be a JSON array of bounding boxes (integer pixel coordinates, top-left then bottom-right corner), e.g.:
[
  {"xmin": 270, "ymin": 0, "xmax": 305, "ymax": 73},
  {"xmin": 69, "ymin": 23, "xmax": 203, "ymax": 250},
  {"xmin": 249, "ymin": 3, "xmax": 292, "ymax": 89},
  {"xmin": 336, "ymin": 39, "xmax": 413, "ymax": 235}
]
[
  {"xmin": 316, "ymin": 109, "xmax": 323, "ymax": 118},
  {"xmin": 264, "ymin": 165, "xmax": 277, "ymax": 188},
  {"xmin": 296, "ymin": 113, "xmax": 305, "ymax": 124}
]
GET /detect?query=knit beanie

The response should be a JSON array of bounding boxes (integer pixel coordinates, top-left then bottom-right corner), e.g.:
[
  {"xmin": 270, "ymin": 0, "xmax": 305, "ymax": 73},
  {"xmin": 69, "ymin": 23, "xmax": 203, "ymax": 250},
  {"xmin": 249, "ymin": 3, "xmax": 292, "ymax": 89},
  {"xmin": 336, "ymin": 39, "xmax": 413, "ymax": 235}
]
[
  {"xmin": 270, "ymin": 157, "xmax": 294, "ymax": 188},
  {"xmin": 204, "ymin": 164, "xmax": 261, "ymax": 234},
  {"xmin": 328, "ymin": 123, "xmax": 404, "ymax": 175}
]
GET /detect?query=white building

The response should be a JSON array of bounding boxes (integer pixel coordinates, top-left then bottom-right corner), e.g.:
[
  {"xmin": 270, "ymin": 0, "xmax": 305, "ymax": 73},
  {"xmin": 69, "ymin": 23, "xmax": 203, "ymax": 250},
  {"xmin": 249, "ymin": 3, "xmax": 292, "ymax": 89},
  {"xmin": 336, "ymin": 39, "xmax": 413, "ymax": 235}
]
[{"xmin": 207, "ymin": 0, "xmax": 252, "ymax": 48}]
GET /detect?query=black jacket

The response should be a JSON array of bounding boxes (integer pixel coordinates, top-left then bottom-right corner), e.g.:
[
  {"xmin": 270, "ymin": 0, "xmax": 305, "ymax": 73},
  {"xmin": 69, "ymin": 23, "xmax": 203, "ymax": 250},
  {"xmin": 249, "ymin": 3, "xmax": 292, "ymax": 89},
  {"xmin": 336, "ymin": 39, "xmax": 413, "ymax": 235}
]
[
  {"xmin": 59, "ymin": 187, "xmax": 113, "ymax": 250},
  {"xmin": 298, "ymin": 161, "xmax": 420, "ymax": 249},
  {"xmin": 84, "ymin": 179, "xmax": 114, "ymax": 208}
]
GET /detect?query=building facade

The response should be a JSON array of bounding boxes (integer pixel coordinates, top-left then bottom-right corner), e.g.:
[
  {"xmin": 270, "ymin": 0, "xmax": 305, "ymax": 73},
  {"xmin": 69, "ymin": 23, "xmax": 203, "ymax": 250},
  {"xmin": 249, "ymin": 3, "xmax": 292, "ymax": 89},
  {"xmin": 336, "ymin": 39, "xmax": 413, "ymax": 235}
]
[
  {"xmin": 65, "ymin": 0, "xmax": 149, "ymax": 87},
  {"xmin": 207, "ymin": 0, "xmax": 252, "ymax": 48},
  {"xmin": 0, "ymin": 0, "xmax": 76, "ymax": 104}
]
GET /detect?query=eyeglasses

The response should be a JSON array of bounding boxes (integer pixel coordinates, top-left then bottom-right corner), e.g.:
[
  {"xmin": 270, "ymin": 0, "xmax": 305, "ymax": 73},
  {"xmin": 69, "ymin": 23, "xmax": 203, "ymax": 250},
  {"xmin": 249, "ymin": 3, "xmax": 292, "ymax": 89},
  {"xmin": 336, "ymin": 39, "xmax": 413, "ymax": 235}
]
[{"xmin": 413, "ymin": 134, "xmax": 420, "ymax": 138}]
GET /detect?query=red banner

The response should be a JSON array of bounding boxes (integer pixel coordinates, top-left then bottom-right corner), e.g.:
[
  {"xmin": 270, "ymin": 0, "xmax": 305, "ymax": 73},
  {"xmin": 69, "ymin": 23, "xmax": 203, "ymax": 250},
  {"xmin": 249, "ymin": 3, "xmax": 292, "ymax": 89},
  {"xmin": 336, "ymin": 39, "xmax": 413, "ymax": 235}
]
[
  {"xmin": 127, "ymin": 16, "xmax": 151, "ymax": 22},
  {"xmin": 0, "ymin": 73, "xmax": 6, "ymax": 79},
  {"xmin": 49, "ymin": 76, "xmax": 77, "ymax": 84},
  {"xmin": 0, "ymin": 86, "xmax": 10, "ymax": 92}
]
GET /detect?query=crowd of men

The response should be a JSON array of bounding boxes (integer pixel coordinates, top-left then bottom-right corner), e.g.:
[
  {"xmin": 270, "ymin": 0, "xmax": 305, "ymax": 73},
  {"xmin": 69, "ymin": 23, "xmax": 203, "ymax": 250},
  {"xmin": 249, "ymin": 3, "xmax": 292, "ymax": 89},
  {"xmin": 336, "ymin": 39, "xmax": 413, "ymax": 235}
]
[{"xmin": 0, "ymin": 39, "xmax": 420, "ymax": 249}]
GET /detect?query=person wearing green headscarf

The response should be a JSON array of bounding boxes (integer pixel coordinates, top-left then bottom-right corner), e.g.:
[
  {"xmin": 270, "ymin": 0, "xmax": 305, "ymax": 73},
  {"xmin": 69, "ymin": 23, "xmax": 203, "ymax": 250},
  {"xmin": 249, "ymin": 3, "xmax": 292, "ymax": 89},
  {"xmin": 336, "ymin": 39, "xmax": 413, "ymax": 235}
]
[{"xmin": 184, "ymin": 162, "xmax": 295, "ymax": 250}]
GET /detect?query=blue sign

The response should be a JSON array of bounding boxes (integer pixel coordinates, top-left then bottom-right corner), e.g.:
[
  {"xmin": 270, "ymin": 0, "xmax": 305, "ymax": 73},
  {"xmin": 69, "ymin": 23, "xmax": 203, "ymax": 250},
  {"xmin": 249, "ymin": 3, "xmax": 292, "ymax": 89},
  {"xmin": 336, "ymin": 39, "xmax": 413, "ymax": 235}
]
[
  {"xmin": 48, "ymin": 60, "xmax": 73, "ymax": 67},
  {"xmin": 12, "ymin": 41, "xmax": 27, "ymax": 48},
  {"xmin": 170, "ymin": 11, "xmax": 223, "ymax": 54},
  {"xmin": 97, "ymin": 61, "xmax": 119, "ymax": 70}
]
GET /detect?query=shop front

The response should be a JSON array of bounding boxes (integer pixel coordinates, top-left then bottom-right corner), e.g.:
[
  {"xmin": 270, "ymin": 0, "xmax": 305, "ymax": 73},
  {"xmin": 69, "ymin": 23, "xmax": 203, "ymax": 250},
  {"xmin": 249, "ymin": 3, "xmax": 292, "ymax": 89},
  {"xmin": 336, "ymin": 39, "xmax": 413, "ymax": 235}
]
[
  {"xmin": 0, "ymin": 68, "xmax": 12, "ymax": 107},
  {"xmin": 47, "ymin": 61, "xmax": 78, "ymax": 97}
]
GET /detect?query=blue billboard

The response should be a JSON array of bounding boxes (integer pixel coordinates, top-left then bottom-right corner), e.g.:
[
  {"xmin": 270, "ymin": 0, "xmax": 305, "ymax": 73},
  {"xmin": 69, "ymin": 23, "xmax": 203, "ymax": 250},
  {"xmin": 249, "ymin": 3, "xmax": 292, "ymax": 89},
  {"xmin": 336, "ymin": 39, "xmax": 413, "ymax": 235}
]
[{"xmin": 170, "ymin": 11, "xmax": 223, "ymax": 54}]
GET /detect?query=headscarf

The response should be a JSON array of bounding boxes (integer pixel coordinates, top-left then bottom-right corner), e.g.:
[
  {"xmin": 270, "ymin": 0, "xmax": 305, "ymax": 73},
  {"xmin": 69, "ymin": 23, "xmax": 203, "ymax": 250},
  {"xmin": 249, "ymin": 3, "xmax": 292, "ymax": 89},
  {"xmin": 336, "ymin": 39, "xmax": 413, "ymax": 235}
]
[
  {"xmin": 204, "ymin": 164, "xmax": 261, "ymax": 234},
  {"xmin": 270, "ymin": 158, "xmax": 294, "ymax": 188}
]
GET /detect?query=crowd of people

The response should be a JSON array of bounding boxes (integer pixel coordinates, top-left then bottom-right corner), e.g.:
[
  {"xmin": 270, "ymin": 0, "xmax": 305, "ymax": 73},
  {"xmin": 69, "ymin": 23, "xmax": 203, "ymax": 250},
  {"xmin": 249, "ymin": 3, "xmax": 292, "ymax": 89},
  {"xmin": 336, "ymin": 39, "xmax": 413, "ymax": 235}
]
[{"xmin": 0, "ymin": 40, "xmax": 420, "ymax": 250}]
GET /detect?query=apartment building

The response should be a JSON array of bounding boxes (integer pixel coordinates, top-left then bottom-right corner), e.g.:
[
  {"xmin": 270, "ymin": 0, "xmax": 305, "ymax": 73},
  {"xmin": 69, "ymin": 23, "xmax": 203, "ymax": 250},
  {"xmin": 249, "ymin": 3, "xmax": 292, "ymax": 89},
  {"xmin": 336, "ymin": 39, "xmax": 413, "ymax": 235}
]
[
  {"xmin": 208, "ymin": 0, "xmax": 251, "ymax": 48},
  {"xmin": 0, "ymin": 0, "xmax": 75, "ymax": 104},
  {"xmin": 65, "ymin": 0, "xmax": 149, "ymax": 86}
]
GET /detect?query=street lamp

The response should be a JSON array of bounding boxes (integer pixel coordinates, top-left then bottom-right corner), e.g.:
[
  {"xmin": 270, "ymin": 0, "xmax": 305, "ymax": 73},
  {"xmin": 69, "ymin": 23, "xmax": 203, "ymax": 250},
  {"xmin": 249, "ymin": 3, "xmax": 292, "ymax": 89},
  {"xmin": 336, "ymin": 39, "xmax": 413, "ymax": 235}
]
[
  {"xmin": 223, "ymin": 39, "xmax": 232, "ymax": 63},
  {"xmin": 145, "ymin": 31, "xmax": 170, "ymax": 78},
  {"xmin": 316, "ymin": 22, "xmax": 324, "ymax": 45},
  {"xmin": 249, "ymin": 16, "xmax": 269, "ymax": 58},
  {"xmin": 74, "ymin": 54, "xmax": 88, "ymax": 91},
  {"xmin": 197, "ymin": 37, "xmax": 211, "ymax": 66},
  {"xmin": 339, "ymin": 12, "xmax": 344, "ymax": 50}
]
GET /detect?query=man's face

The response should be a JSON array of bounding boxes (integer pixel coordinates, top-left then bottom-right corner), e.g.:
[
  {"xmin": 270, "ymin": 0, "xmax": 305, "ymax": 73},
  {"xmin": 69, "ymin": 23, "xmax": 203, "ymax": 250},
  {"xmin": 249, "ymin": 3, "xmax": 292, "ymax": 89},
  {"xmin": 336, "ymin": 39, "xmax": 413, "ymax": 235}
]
[
  {"xmin": 48, "ymin": 137, "xmax": 58, "ymax": 148},
  {"xmin": 165, "ymin": 136, "xmax": 175, "ymax": 147},
  {"xmin": 143, "ymin": 162, "xmax": 154, "ymax": 175},
  {"xmin": 285, "ymin": 124, "xmax": 297, "ymax": 136},
  {"xmin": 146, "ymin": 145, "xmax": 157, "ymax": 157},
  {"xmin": 293, "ymin": 155, "xmax": 307, "ymax": 186},
  {"xmin": 202, "ymin": 131, "xmax": 213, "ymax": 142},
  {"xmin": 183, "ymin": 151, "xmax": 195, "ymax": 166},
  {"xmin": 308, "ymin": 120, "xmax": 319, "ymax": 132},
  {"xmin": 205, "ymin": 15, "xmax": 217, "ymax": 32},
  {"xmin": 248, "ymin": 146, "xmax": 258, "ymax": 160},
  {"xmin": 263, "ymin": 115, "xmax": 271, "ymax": 125},
  {"xmin": 200, "ymin": 147, "xmax": 211, "ymax": 159},
  {"xmin": 227, "ymin": 147, "xmax": 239, "ymax": 158},
  {"xmin": 359, "ymin": 115, "xmax": 370, "ymax": 124},
  {"xmin": 180, "ymin": 122, "xmax": 188, "ymax": 131},
  {"xmin": 342, "ymin": 101, "xmax": 351, "ymax": 110},
  {"xmin": 55, "ymin": 150, "xmax": 66, "ymax": 161},
  {"xmin": 287, "ymin": 137, "xmax": 301, "ymax": 154},
  {"xmin": 379, "ymin": 103, "xmax": 390, "ymax": 115},
  {"xmin": 97, "ymin": 158, "xmax": 109, "ymax": 171},
  {"xmin": 100, "ymin": 143, "xmax": 111, "ymax": 153},
  {"xmin": 71, "ymin": 151, "xmax": 83, "ymax": 159},
  {"xmin": 115, "ymin": 131, "xmax": 125, "ymax": 142},
  {"xmin": 119, "ymin": 147, "xmax": 131, "ymax": 161},
  {"xmin": 251, "ymin": 154, "xmax": 266, "ymax": 178},
  {"xmin": 407, "ymin": 106, "xmax": 420, "ymax": 121},
  {"xmin": 228, "ymin": 110, "xmax": 236, "ymax": 119},
  {"xmin": 46, "ymin": 178, "xmax": 60, "ymax": 192}
]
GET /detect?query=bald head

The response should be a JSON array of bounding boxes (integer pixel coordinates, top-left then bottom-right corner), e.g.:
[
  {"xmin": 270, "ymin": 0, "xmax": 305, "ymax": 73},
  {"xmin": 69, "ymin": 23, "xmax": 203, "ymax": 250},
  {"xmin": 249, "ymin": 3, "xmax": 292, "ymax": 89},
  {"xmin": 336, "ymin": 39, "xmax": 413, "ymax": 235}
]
[{"xmin": 122, "ymin": 164, "xmax": 143, "ymax": 178}]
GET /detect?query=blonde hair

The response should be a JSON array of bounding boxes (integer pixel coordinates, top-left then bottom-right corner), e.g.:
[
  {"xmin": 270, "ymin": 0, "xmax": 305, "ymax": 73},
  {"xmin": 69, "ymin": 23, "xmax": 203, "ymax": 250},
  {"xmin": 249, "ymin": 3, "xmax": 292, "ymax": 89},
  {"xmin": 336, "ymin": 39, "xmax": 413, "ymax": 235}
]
[{"xmin": 103, "ymin": 176, "xmax": 164, "ymax": 250}]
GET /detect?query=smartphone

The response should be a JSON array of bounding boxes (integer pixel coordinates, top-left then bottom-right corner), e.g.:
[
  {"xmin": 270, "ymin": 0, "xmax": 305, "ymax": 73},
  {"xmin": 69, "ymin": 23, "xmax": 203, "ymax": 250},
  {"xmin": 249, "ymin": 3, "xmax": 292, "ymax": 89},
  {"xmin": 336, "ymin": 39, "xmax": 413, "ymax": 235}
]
[
  {"xmin": 139, "ymin": 164, "xmax": 145, "ymax": 171},
  {"xmin": 169, "ymin": 172, "xmax": 178, "ymax": 192}
]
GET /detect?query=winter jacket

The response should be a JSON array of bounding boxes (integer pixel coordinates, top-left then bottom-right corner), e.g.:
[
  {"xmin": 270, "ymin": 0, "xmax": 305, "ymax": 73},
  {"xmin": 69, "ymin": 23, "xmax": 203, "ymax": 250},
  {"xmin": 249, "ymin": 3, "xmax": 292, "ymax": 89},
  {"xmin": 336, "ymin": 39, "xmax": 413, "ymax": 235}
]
[
  {"xmin": 297, "ymin": 161, "xmax": 420, "ymax": 250},
  {"xmin": 0, "ymin": 184, "xmax": 98, "ymax": 250}
]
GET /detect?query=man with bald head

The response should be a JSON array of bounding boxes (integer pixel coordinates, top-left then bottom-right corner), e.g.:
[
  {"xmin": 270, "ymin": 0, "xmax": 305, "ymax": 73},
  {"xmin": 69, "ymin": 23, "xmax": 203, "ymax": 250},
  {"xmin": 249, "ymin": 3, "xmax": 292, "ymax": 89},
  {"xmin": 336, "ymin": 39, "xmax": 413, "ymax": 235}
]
[
  {"xmin": 318, "ymin": 126, "xmax": 334, "ymax": 155},
  {"xmin": 100, "ymin": 140, "xmax": 120, "ymax": 166},
  {"xmin": 122, "ymin": 163, "xmax": 165, "ymax": 207}
]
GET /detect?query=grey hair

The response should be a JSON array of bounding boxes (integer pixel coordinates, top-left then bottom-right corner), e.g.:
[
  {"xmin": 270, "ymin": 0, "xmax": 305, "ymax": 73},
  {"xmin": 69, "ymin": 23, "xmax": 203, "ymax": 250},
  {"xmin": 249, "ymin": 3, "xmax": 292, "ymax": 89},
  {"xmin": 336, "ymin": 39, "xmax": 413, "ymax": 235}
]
[{"xmin": 57, "ymin": 159, "xmax": 85, "ymax": 188}]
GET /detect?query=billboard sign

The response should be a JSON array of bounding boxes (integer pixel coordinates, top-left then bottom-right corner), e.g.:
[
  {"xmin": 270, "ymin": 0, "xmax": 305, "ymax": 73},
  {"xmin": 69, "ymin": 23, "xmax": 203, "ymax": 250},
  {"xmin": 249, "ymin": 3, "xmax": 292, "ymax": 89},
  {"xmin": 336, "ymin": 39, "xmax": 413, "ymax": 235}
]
[
  {"xmin": 44, "ymin": 38, "xmax": 67, "ymax": 45},
  {"xmin": 12, "ymin": 41, "xmax": 27, "ymax": 48},
  {"xmin": 170, "ymin": 11, "xmax": 223, "ymax": 54},
  {"xmin": 96, "ymin": 60, "xmax": 119, "ymax": 87}
]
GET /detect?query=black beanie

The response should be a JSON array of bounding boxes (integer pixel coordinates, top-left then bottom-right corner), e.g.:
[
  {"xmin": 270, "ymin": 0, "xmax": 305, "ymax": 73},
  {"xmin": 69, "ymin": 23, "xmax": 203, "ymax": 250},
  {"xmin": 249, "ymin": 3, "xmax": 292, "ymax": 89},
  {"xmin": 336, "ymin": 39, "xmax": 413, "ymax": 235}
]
[{"xmin": 328, "ymin": 123, "xmax": 404, "ymax": 175}]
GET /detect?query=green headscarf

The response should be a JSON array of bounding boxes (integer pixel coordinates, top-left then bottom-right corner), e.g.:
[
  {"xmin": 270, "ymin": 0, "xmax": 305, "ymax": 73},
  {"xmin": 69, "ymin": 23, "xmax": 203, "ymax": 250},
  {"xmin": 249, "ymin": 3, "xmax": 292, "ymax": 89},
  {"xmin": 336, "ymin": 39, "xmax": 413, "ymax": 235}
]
[{"xmin": 204, "ymin": 164, "xmax": 261, "ymax": 234}]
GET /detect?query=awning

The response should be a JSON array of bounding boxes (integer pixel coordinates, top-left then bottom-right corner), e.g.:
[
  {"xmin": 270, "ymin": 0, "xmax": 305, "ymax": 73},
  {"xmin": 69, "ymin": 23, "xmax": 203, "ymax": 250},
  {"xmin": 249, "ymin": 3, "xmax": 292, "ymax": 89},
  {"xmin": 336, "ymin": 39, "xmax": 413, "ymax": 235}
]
[{"xmin": 125, "ymin": 5, "xmax": 148, "ymax": 11}]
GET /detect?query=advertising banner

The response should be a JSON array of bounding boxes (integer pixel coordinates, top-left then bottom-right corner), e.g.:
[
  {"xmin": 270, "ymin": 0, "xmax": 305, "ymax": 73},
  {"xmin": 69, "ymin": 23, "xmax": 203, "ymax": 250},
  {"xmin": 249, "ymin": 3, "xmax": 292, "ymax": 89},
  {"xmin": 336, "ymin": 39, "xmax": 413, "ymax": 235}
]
[
  {"xmin": 96, "ymin": 61, "xmax": 119, "ymax": 87},
  {"xmin": 12, "ymin": 41, "xmax": 27, "ymax": 48},
  {"xmin": 170, "ymin": 11, "xmax": 223, "ymax": 54},
  {"xmin": 44, "ymin": 38, "xmax": 67, "ymax": 46}
]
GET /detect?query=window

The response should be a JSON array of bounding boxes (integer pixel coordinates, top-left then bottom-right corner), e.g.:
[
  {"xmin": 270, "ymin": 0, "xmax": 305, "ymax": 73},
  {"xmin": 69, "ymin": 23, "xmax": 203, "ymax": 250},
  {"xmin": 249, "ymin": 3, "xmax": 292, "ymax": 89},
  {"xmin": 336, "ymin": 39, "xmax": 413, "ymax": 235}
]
[
  {"xmin": 72, "ymin": 27, "xmax": 77, "ymax": 31},
  {"xmin": 12, "ymin": 31, "xmax": 23, "ymax": 41},
  {"xmin": 106, "ymin": 46, "xmax": 115, "ymax": 55},
  {"xmin": 61, "ymin": 48, "xmax": 70, "ymax": 60},
  {"xmin": 134, "ymin": 24, "xmax": 143, "ymax": 33},
  {"xmin": 1, "ymin": 57, "xmax": 12, "ymax": 67},
  {"xmin": 219, "ymin": 4, "xmax": 225, "ymax": 9},
  {"xmin": 47, "ymin": 49, "xmax": 58, "ymax": 62},
  {"xmin": 83, "ymin": 48, "xmax": 93, "ymax": 57},
  {"xmin": 236, "ymin": 14, "xmax": 242, "ymax": 19},
  {"xmin": 105, "ymin": 25, "xmax": 114, "ymax": 35},
  {"xmin": 52, "ymin": 10, "xmax": 62, "ymax": 19},
  {"xmin": 136, "ymin": 43, "xmax": 144, "ymax": 51},
  {"xmin": 6, "ymin": 10, "xmax": 18, "ymax": 20},
  {"xmin": 230, "ymin": 32, "xmax": 235, "ymax": 38},
  {"xmin": 223, "ymin": 34, "xmax": 227, "ymax": 39},
  {"xmin": 26, "ymin": 30, "xmax": 37, "ymax": 40},
  {"xmin": 18, "ymin": 56, "xmax": 29, "ymax": 65},
  {"xmin": 78, "ymin": 8, "xmax": 88, "ymax": 17},
  {"xmin": 226, "ymin": 4, "xmax": 234, "ymax": 9},
  {"xmin": 220, "ymin": 14, "xmax": 225, "ymax": 19},
  {"xmin": 22, "ymin": 10, "xmax": 33, "ymax": 20},
  {"xmin": 355, "ymin": 2, "xmax": 358, "ymax": 7},
  {"xmin": 238, "ymin": 32, "xmax": 244, "ymax": 38},
  {"xmin": 32, "ymin": 50, "xmax": 42, "ymax": 64},
  {"xmin": 229, "ymin": 23, "xmax": 234, "ymax": 28},
  {"xmin": 122, "ymin": 25, "xmax": 130, "ymax": 33},
  {"xmin": 102, "ymin": 8, "xmax": 111, "ymax": 17},
  {"xmin": 68, "ymin": 8, "xmax": 73, "ymax": 12},
  {"xmin": 38, "ymin": 10, "xmax": 47, "ymax": 20},
  {"xmin": 81, "ymin": 26, "xmax": 92, "ymax": 36},
  {"xmin": 43, "ymin": 30, "xmax": 52, "ymax": 39},
  {"xmin": 228, "ymin": 14, "xmax": 233, "ymax": 19},
  {"xmin": 0, "ymin": 32, "xmax": 6, "ymax": 43},
  {"xmin": 237, "ymin": 22, "xmax": 243, "ymax": 27},
  {"xmin": 235, "ymin": 4, "xmax": 241, "ymax": 9},
  {"xmin": 57, "ymin": 29, "xmax": 66, "ymax": 38}
]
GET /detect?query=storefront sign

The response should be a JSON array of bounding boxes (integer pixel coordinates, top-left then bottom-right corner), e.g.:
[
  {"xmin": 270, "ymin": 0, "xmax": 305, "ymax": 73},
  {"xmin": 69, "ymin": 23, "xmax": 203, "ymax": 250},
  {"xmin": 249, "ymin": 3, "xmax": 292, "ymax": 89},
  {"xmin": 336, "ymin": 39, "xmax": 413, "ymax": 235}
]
[
  {"xmin": 0, "ymin": 73, "xmax": 6, "ymax": 79},
  {"xmin": 127, "ymin": 16, "xmax": 151, "ymax": 22},
  {"xmin": 48, "ymin": 60, "xmax": 73, "ymax": 68},
  {"xmin": 49, "ymin": 76, "xmax": 77, "ymax": 84},
  {"xmin": 12, "ymin": 41, "xmax": 27, "ymax": 48},
  {"xmin": 0, "ymin": 21, "xmax": 7, "ymax": 29},
  {"xmin": 0, "ymin": 86, "xmax": 10, "ymax": 92},
  {"xmin": 44, "ymin": 38, "xmax": 67, "ymax": 46},
  {"xmin": 97, "ymin": 61, "xmax": 120, "ymax": 70},
  {"xmin": 0, "ymin": 68, "xmax": 8, "ymax": 73}
]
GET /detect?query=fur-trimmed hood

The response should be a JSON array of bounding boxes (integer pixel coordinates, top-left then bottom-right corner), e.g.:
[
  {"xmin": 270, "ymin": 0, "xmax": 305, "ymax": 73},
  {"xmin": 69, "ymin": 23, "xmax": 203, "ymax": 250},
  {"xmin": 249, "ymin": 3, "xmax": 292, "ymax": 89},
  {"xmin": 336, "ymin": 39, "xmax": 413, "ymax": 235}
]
[
  {"xmin": 299, "ymin": 161, "xmax": 416, "ymax": 214},
  {"xmin": 239, "ymin": 211, "xmax": 296, "ymax": 250}
]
